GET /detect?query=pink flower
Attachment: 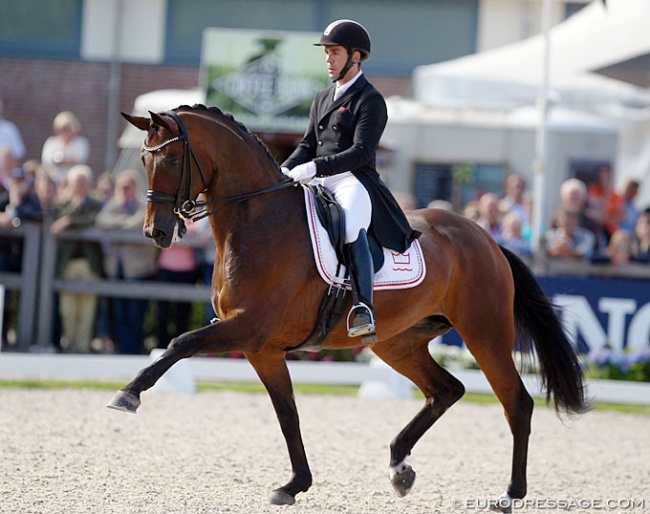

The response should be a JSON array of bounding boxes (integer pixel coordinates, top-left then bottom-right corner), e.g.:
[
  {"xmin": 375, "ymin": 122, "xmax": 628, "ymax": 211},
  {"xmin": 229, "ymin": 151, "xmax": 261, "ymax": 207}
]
[{"xmin": 338, "ymin": 106, "xmax": 347, "ymax": 113}]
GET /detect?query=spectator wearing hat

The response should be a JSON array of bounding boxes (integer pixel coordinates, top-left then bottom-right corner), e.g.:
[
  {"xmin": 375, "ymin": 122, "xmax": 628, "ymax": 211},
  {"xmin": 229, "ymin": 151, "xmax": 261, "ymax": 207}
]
[{"xmin": 0, "ymin": 167, "xmax": 43, "ymax": 348}]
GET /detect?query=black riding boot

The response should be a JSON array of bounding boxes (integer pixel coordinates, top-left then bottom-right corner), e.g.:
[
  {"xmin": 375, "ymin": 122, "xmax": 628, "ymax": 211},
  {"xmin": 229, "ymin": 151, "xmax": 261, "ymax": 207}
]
[{"xmin": 346, "ymin": 229, "xmax": 376, "ymax": 343}]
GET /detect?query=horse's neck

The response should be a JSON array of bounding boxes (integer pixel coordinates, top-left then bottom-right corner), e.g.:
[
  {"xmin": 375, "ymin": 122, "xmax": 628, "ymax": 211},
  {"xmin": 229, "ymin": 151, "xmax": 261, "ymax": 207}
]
[{"xmin": 206, "ymin": 181, "xmax": 303, "ymax": 248}]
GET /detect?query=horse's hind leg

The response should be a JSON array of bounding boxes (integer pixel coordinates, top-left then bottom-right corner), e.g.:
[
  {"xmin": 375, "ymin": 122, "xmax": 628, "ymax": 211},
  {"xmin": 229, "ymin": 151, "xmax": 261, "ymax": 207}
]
[
  {"xmin": 372, "ymin": 331, "xmax": 465, "ymax": 498},
  {"xmin": 461, "ymin": 333, "xmax": 534, "ymax": 512}
]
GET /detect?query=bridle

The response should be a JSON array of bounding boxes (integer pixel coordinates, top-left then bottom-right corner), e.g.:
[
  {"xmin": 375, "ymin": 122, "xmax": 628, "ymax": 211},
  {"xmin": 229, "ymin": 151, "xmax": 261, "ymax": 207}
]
[
  {"xmin": 144, "ymin": 110, "xmax": 209, "ymax": 220},
  {"xmin": 143, "ymin": 110, "xmax": 295, "ymax": 222}
]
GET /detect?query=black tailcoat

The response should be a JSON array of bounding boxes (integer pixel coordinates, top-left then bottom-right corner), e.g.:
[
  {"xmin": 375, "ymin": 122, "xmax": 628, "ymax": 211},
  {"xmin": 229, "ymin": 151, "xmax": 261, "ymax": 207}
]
[{"xmin": 282, "ymin": 74, "xmax": 418, "ymax": 253}]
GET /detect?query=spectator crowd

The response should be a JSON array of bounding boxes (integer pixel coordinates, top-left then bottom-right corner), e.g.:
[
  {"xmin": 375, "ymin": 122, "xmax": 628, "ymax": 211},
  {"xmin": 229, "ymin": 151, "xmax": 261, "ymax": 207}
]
[
  {"xmin": 0, "ymin": 99, "xmax": 215, "ymax": 355},
  {"xmin": 453, "ymin": 168, "xmax": 649, "ymax": 267},
  {"xmin": 1, "ymin": 96, "xmax": 649, "ymax": 354}
]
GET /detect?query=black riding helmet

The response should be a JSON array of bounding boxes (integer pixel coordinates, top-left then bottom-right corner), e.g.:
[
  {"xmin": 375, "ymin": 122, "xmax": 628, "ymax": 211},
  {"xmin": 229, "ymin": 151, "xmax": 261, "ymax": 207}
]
[{"xmin": 314, "ymin": 19, "xmax": 371, "ymax": 82}]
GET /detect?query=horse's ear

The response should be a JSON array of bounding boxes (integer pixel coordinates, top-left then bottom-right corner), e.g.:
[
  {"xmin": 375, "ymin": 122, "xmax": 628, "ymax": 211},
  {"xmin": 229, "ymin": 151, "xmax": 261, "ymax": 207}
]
[
  {"xmin": 121, "ymin": 112, "xmax": 150, "ymax": 131},
  {"xmin": 149, "ymin": 111, "xmax": 173, "ymax": 132}
]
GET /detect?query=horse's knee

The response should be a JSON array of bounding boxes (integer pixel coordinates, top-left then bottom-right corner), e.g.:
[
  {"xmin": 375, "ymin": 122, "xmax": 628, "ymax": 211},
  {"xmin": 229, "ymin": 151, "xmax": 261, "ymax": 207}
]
[{"xmin": 164, "ymin": 334, "xmax": 198, "ymax": 359}]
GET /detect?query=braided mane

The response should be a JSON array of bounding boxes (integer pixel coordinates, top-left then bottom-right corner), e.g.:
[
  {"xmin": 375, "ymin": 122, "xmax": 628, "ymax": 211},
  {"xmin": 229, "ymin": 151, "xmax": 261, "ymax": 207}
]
[{"xmin": 175, "ymin": 104, "xmax": 279, "ymax": 168}]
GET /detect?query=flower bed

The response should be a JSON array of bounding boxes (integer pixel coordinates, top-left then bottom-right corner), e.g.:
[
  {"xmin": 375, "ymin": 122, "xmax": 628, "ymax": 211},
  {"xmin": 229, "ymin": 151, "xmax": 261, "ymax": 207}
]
[
  {"xmin": 585, "ymin": 347, "xmax": 650, "ymax": 382},
  {"xmin": 429, "ymin": 343, "xmax": 650, "ymax": 383}
]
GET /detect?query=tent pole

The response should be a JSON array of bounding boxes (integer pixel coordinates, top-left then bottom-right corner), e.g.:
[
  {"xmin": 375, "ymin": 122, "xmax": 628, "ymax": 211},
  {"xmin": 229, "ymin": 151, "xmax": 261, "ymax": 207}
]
[{"xmin": 531, "ymin": 0, "xmax": 554, "ymax": 255}]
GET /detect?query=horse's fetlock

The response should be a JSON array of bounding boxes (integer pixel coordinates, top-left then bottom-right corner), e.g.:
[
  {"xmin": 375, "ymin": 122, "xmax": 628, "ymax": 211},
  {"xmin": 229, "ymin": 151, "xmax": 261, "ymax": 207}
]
[{"xmin": 507, "ymin": 483, "xmax": 527, "ymax": 499}]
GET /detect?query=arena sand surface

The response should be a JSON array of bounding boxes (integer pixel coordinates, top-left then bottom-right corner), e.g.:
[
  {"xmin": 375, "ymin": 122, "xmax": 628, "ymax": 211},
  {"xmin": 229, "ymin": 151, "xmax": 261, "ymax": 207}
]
[{"xmin": 0, "ymin": 388, "xmax": 647, "ymax": 514}]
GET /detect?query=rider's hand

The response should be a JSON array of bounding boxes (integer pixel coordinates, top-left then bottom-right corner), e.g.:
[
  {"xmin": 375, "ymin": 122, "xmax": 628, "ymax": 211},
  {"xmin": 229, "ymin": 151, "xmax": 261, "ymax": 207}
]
[
  {"xmin": 288, "ymin": 162, "xmax": 316, "ymax": 184},
  {"xmin": 280, "ymin": 166, "xmax": 291, "ymax": 177}
]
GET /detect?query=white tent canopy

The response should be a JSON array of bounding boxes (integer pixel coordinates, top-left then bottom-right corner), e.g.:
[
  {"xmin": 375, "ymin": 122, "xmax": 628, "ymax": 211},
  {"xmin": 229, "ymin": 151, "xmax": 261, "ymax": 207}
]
[
  {"xmin": 410, "ymin": 0, "xmax": 650, "ymax": 205},
  {"xmin": 413, "ymin": 0, "xmax": 650, "ymax": 114}
]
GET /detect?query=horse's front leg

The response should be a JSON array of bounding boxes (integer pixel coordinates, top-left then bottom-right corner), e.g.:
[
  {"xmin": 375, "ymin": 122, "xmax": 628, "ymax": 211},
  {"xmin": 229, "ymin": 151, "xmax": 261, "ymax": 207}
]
[
  {"xmin": 107, "ymin": 320, "xmax": 258, "ymax": 413},
  {"xmin": 246, "ymin": 352, "xmax": 312, "ymax": 505}
]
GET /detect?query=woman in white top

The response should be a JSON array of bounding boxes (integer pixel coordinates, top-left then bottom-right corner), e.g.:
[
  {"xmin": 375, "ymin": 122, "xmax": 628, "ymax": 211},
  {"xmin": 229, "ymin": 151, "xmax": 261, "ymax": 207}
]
[{"xmin": 41, "ymin": 111, "xmax": 90, "ymax": 183}]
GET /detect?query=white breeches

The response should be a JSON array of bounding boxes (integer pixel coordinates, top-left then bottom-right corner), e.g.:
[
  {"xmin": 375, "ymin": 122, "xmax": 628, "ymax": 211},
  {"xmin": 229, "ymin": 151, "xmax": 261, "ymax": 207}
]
[{"xmin": 311, "ymin": 172, "xmax": 371, "ymax": 243}]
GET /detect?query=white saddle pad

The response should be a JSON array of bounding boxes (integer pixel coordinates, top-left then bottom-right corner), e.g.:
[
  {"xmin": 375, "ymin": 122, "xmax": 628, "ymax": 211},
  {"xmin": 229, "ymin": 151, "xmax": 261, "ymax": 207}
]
[{"xmin": 304, "ymin": 187, "xmax": 426, "ymax": 290}]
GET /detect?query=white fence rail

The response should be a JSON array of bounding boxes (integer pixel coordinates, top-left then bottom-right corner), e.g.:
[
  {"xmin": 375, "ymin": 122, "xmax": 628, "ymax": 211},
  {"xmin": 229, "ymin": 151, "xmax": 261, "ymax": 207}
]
[{"xmin": 0, "ymin": 353, "xmax": 648, "ymax": 406}]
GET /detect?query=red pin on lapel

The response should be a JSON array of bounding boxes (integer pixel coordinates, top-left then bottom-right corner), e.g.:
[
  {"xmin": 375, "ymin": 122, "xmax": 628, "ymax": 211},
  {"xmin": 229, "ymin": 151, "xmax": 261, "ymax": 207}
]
[{"xmin": 338, "ymin": 106, "xmax": 347, "ymax": 113}]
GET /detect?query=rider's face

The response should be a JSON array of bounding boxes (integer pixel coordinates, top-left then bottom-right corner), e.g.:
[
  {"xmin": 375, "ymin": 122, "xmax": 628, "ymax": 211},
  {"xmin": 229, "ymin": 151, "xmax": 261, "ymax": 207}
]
[{"xmin": 324, "ymin": 45, "xmax": 355, "ymax": 82}]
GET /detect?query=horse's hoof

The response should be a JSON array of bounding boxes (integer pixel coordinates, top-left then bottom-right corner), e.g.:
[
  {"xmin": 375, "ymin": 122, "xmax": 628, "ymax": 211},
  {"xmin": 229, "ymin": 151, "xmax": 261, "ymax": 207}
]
[
  {"xmin": 491, "ymin": 493, "xmax": 513, "ymax": 513},
  {"xmin": 106, "ymin": 390, "xmax": 141, "ymax": 413},
  {"xmin": 269, "ymin": 489, "xmax": 295, "ymax": 505},
  {"xmin": 389, "ymin": 463, "xmax": 416, "ymax": 498}
]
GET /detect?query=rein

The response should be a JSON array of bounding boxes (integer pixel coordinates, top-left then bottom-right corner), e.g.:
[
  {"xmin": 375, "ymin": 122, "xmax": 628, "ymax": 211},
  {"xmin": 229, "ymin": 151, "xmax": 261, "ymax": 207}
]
[{"xmin": 144, "ymin": 110, "xmax": 296, "ymax": 221}]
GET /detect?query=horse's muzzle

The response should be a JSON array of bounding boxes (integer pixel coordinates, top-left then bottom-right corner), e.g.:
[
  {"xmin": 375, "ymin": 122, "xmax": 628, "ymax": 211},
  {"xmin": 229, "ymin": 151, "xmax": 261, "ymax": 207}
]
[
  {"xmin": 151, "ymin": 227, "xmax": 172, "ymax": 248},
  {"xmin": 144, "ymin": 217, "xmax": 186, "ymax": 249}
]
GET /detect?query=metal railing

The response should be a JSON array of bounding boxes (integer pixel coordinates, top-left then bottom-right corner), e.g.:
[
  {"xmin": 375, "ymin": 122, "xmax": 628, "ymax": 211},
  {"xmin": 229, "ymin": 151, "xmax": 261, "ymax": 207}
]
[
  {"xmin": 1, "ymin": 223, "xmax": 211, "ymax": 351},
  {"xmin": 1, "ymin": 223, "xmax": 649, "ymax": 351}
]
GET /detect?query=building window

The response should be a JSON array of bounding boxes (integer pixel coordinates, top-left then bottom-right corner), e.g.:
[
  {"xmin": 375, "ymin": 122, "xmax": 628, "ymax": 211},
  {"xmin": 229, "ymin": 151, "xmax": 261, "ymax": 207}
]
[
  {"xmin": 0, "ymin": 0, "xmax": 82, "ymax": 58},
  {"xmin": 414, "ymin": 162, "xmax": 505, "ymax": 210},
  {"xmin": 165, "ymin": 0, "xmax": 478, "ymax": 76}
]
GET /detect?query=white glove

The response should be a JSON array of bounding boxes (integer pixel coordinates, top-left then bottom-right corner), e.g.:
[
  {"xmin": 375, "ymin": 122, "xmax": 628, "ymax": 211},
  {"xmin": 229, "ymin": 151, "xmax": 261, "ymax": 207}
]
[
  {"xmin": 287, "ymin": 162, "xmax": 317, "ymax": 183},
  {"xmin": 280, "ymin": 166, "xmax": 291, "ymax": 177}
]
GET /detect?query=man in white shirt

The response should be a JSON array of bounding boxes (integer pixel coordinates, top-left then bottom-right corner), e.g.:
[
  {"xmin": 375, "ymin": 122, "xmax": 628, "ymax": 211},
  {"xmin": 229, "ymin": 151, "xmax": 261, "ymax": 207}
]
[{"xmin": 0, "ymin": 98, "xmax": 26, "ymax": 176}]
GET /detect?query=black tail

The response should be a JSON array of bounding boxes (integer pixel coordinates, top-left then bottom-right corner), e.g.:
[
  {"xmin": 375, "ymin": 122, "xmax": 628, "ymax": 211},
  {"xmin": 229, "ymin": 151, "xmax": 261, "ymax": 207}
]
[{"xmin": 500, "ymin": 246, "xmax": 589, "ymax": 415}]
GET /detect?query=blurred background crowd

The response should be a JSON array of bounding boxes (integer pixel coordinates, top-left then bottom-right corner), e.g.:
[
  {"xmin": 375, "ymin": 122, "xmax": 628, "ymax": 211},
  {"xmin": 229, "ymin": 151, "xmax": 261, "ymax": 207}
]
[
  {"xmin": 0, "ymin": 102, "xmax": 217, "ymax": 355},
  {"xmin": 1, "ymin": 0, "xmax": 649, "ymax": 357},
  {"xmin": 1, "ymin": 100, "xmax": 648, "ymax": 355}
]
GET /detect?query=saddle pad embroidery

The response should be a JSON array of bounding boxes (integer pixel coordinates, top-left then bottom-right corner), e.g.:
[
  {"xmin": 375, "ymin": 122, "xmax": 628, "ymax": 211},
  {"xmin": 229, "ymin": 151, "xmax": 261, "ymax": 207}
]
[{"xmin": 304, "ymin": 188, "xmax": 426, "ymax": 290}]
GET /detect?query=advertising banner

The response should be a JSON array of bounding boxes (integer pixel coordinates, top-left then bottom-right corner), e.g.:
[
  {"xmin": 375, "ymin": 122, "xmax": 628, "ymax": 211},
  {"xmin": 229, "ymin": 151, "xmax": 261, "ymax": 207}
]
[
  {"xmin": 440, "ymin": 274, "xmax": 650, "ymax": 353},
  {"xmin": 538, "ymin": 275, "xmax": 650, "ymax": 353},
  {"xmin": 201, "ymin": 28, "xmax": 328, "ymax": 133}
]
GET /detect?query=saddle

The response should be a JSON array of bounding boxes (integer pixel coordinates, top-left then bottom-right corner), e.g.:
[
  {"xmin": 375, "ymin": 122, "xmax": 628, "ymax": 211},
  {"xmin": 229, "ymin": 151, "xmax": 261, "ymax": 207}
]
[
  {"xmin": 289, "ymin": 185, "xmax": 382, "ymax": 353},
  {"xmin": 288, "ymin": 185, "xmax": 425, "ymax": 353},
  {"xmin": 309, "ymin": 184, "xmax": 385, "ymax": 273}
]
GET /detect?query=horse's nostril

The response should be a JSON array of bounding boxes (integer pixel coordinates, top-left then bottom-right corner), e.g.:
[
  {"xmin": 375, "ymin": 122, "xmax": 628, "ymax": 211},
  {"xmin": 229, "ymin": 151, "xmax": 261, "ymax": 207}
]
[{"xmin": 151, "ymin": 228, "xmax": 166, "ymax": 241}]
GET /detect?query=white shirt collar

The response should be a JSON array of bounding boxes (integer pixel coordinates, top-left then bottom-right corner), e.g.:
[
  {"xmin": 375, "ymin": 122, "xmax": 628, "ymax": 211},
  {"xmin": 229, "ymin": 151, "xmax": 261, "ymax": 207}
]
[{"xmin": 334, "ymin": 70, "xmax": 363, "ymax": 100}]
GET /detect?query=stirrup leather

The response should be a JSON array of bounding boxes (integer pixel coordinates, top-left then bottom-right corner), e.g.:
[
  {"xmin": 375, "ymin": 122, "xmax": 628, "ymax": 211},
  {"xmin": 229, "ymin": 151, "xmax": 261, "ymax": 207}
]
[{"xmin": 346, "ymin": 302, "xmax": 376, "ymax": 337}]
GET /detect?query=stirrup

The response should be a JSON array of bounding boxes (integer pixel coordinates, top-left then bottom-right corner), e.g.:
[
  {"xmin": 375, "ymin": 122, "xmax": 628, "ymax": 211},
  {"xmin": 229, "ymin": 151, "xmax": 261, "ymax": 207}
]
[{"xmin": 346, "ymin": 303, "xmax": 376, "ymax": 338}]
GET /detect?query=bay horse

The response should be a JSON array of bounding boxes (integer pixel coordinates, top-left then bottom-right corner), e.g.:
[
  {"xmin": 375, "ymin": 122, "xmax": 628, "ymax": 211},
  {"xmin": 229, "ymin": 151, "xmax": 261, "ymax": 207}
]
[{"xmin": 108, "ymin": 104, "xmax": 587, "ymax": 511}]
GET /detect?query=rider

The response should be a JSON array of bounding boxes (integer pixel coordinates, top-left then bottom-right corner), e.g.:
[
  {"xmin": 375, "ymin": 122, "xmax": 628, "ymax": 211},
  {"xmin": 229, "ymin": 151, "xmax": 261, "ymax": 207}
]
[{"xmin": 282, "ymin": 19, "xmax": 419, "ymax": 341}]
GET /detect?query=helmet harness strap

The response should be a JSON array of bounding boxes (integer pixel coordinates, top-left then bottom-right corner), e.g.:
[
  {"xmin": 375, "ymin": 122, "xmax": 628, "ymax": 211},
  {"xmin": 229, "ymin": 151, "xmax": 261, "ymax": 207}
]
[{"xmin": 335, "ymin": 47, "xmax": 357, "ymax": 82}]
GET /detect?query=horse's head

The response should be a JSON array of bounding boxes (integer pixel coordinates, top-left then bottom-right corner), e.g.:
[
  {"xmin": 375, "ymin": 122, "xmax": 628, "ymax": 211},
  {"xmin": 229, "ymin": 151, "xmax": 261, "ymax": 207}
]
[{"xmin": 122, "ymin": 110, "xmax": 208, "ymax": 248}]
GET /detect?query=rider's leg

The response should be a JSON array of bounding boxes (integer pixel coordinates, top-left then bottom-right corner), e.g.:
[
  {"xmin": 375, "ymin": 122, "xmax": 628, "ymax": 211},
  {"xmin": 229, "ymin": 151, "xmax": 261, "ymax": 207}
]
[
  {"xmin": 314, "ymin": 173, "xmax": 375, "ymax": 340},
  {"xmin": 346, "ymin": 228, "xmax": 375, "ymax": 337}
]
